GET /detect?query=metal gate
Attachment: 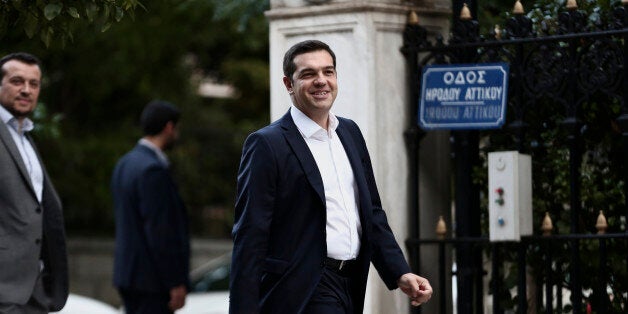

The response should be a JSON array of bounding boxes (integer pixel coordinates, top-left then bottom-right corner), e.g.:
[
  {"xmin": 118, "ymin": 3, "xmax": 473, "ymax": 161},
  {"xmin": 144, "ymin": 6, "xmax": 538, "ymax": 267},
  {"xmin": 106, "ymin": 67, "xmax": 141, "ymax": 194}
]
[{"xmin": 402, "ymin": 1, "xmax": 628, "ymax": 313}]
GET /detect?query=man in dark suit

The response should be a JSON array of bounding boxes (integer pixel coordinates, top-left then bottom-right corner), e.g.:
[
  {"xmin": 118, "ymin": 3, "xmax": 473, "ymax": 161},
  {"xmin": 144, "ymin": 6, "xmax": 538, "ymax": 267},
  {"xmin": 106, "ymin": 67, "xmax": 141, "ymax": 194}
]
[
  {"xmin": 0, "ymin": 52, "xmax": 69, "ymax": 313},
  {"xmin": 111, "ymin": 100, "xmax": 190, "ymax": 314},
  {"xmin": 229, "ymin": 40, "xmax": 433, "ymax": 314}
]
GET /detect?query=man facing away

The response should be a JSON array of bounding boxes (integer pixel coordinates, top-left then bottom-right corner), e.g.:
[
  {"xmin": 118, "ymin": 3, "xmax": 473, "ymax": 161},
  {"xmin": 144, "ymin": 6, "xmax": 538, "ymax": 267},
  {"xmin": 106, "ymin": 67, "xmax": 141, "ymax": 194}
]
[
  {"xmin": 229, "ymin": 40, "xmax": 432, "ymax": 314},
  {"xmin": 0, "ymin": 52, "xmax": 69, "ymax": 313},
  {"xmin": 111, "ymin": 100, "xmax": 190, "ymax": 314}
]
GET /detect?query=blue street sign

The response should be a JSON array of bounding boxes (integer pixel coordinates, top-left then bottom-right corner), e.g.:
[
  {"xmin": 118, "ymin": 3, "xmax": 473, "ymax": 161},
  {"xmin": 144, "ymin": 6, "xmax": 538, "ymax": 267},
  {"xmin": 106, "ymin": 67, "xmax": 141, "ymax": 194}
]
[{"xmin": 419, "ymin": 63, "xmax": 509, "ymax": 130}]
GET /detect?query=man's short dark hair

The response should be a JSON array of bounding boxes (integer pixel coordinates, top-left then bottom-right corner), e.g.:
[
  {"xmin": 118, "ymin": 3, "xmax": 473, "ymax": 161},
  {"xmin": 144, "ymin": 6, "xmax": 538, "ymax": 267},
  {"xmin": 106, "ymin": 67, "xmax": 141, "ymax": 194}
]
[
  {"xmin": 140, "ymin": 100, "xmax": 181, "ymax": 135},
  {"xmin": 283, "ymin": 40, "xmax": 336, "ymax": 82},
  {"xmin": 0, "ymin": 52, "xmax": 41, "ymax": 81}
]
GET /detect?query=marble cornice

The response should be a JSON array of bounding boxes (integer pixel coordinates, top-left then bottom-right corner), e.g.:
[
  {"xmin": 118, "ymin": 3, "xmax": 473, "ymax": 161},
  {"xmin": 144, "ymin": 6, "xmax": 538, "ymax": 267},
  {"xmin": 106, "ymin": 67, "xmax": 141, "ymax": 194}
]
[{"xmin": 265, "ymin": 2, "xmax": 451, "ymax": 21}]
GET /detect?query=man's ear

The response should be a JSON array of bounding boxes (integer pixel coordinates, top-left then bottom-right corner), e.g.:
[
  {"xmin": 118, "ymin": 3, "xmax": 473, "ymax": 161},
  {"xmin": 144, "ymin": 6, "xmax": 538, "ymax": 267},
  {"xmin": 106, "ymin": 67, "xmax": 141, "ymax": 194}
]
[
  {"xmin": 163, "ymin": 121, "xmax": 175, "ymax": 133},
  {"xmin": 283, "ymin": 76, "xmax": 293, "ymax": 93}
]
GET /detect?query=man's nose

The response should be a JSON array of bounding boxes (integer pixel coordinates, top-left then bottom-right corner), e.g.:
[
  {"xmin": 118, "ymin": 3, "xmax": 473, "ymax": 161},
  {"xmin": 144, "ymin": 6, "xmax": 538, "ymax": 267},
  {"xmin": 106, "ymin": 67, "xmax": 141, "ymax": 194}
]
[{"xmin": 313, "ymin": 76, "xmax": 326, "ymax": 86}]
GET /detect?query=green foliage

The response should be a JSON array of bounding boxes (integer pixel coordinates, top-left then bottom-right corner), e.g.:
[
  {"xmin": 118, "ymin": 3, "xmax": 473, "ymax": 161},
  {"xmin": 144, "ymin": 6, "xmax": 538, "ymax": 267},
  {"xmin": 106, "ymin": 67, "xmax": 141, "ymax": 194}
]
[
  {"xmin": 521, "ymin": 0, "xmax": 621, "ymax": 33},
  {"xmin": 478, "ymin": 0, "xmax": 624, "ymax": 36},
  {"xmin": 477, "ymin": 0, "xmax": 513, "ymax": 35},
  {"xmin": 2, "ymin": 0, "xmax": 270, "ymax": 238},
  {"xmin": 0, "ymin": 0, "xmax": 143, "ymax": 46}
]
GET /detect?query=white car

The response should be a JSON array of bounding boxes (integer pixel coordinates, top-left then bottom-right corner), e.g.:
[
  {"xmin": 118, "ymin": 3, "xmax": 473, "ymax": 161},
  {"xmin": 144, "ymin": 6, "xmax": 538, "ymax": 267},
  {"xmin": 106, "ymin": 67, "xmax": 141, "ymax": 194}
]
[
  {"xmin": 52, "ymin": 293, "xmax": 118, "ymax": 314},
  {"xmin": 178, "ymin": 253, "xmax": 231, "ymax": 314}
]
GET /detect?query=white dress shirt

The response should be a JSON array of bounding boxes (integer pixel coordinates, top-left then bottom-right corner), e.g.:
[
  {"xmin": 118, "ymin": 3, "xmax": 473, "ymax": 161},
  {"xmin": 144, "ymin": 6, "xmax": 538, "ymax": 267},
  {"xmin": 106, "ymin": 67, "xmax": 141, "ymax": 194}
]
[
  {"xmin": 0, "ymin": 105, "xmax": 44, "ymax": 202},
  {"xmin": 291, "ymin": 106, "xmax": 362, "ymax": 260}
]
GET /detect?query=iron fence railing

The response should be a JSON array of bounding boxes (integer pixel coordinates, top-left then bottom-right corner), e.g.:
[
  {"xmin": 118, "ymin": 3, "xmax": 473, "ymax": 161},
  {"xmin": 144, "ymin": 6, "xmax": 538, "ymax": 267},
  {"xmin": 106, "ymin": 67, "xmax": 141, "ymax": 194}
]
[
  {"xmin": 402, "ymin": 1, "xmax": 628, "ymax": 313},
  {"xmin": 408, "ymin": 233, "xmax": 628, "ymax": 313}
]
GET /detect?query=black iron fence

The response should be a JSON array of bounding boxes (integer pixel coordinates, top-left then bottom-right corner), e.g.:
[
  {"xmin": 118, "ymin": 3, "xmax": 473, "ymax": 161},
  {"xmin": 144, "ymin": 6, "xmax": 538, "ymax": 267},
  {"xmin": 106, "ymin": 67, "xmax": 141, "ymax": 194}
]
[{"xmin": 402, "ymin": 0, "xmax": 628, "ymax": 313}]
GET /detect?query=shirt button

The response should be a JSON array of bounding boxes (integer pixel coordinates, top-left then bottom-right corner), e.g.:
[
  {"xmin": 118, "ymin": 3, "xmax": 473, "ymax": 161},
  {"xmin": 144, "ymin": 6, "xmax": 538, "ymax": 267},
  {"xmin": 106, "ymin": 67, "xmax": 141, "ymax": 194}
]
[{"xmin": 35, "ymin": 239, "xmax": 41, "ymax": 245}]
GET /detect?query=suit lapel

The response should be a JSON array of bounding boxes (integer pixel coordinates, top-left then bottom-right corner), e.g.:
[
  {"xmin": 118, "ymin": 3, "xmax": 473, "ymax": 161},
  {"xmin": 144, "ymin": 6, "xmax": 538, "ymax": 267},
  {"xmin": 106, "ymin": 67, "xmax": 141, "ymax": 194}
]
[
  {"xmin": 26, "ymin": 133, "xmax": 58, "ymax": 202},
  {"xmin": 336, "ymin": 121, "xmax": 369, "ymax": 220},
  {"xmin": 279, "ymin": 112, "xmax": 325, "ymax": 205},
  {"xmin": 0, "ymin": 122, "xmax": 37, "ymax": 195}
]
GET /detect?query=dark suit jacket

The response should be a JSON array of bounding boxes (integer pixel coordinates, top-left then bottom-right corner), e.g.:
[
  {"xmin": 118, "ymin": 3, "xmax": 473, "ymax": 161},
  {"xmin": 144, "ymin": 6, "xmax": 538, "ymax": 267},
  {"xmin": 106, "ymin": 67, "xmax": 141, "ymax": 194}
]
[
  {"xmin": 229, "ymin": 111, "xmax": 411, "ymax": 314},
  {"xmin": 111, "ymin": 144, "xmax": 190, "ymax": 293},
  {"xmin": 0, "ymin": 122, "xmax": 68, "ymax": 311}
]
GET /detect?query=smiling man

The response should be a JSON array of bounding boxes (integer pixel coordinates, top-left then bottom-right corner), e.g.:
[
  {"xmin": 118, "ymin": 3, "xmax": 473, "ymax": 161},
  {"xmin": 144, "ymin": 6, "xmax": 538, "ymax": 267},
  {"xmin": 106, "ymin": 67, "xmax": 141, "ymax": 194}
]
[
  {"xmin": 229, "ymin": 40, "xmax": 432, "ymax": 314},
  {"xmin": 0, "ymin": 52, "xmax": 69, "ymax": 313}
]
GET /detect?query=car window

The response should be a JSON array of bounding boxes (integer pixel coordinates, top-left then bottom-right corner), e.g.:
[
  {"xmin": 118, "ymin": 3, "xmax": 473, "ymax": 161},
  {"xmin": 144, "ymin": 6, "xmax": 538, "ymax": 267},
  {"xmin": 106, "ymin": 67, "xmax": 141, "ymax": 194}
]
[{"xmin": 191, "ymin": 263, "xmax": 230, "ymax": 292}]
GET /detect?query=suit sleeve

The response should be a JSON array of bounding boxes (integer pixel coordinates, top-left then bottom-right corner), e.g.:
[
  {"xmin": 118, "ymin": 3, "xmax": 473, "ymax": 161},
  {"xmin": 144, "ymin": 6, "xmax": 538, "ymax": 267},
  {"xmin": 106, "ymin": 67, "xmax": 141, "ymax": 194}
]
[
  {"xmin": 229, "ymin": 132, "xmax": 277, "ymax": 314},
  {"xmin": 351, "ymin": 121, "xmax": 411, "ymax": 290},
  {"xmin": 138, "ymin": 166, "xmax": 189, "ymax": 290}
]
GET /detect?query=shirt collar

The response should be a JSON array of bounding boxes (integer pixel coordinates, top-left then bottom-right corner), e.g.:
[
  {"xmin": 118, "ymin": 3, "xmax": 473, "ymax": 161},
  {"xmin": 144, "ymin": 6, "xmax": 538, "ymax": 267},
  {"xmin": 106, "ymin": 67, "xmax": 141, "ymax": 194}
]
[
  {"xmin": 138, "ymin": 138, "xmax": 169, "ymax": 166},
  {"xmin": 290, "ymin": 106, "xmax": 339, "ymax": 140},
  {"xmin": 0, "ymin": 105, "xmax": 34, "ymax": 134}
]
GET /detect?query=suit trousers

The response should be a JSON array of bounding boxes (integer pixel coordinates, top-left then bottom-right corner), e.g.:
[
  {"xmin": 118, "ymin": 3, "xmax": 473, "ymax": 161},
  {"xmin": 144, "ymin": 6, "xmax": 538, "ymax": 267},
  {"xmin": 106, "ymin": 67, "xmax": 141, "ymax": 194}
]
[
  {"xmin": 303, "ymin": 268, "xmax": 354, "ymax": 314},
  {"xmin": 118, "ymin": 288, "xmax": 172, "ymax": 314},
  {"xmin": 0, "ymin": 272, "xmax": 49, "ymax": 314}
]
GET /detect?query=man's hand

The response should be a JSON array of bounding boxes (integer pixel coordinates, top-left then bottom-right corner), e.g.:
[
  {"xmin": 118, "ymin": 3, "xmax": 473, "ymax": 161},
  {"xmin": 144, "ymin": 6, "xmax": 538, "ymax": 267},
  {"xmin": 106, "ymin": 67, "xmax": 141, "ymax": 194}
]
[
  {"xmin": 168, "ymin": 285, "xmax": 187, "ymax": 311},
  {"xmin": 397, "ymin": 273, "xmax": 433, "ymax": 306}
]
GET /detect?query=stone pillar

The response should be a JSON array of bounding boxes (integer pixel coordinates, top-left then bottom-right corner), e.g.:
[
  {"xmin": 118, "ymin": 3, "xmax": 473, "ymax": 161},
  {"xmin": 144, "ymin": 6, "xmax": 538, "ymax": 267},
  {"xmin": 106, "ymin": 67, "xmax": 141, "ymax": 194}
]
[{"xmin": 267, "ymin": 1, "xmax": 450, "ymax": 313}]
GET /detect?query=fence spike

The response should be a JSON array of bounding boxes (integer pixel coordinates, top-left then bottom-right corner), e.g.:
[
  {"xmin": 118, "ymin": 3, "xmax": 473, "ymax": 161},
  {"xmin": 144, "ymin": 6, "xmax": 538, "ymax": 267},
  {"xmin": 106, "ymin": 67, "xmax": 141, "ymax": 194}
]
[
  {"xmin": 460, "ymin": 3, "xmax": 472, "ymax": 20},
  {"xmin": 407, "ymin": 10, "xmax": 419, "ymax": 25},
  {"xmin": 494, "ymin": 24, "xmax": 502, "ymax": 39},
  {"xmin": 513, "ymin": 0, "xmax": 525, "ymax": 15},
  {"xmin": 596, "ymin": 210, "xmax": 608, "ymax": 234},
  {"xmin": 541, "ymin": 212, "xmax": 553, "ymax": 236},
  {"xmin": 436, "ymin": 216, "xmax": 447, "ymax": 239}
]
